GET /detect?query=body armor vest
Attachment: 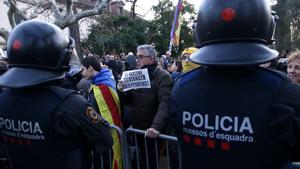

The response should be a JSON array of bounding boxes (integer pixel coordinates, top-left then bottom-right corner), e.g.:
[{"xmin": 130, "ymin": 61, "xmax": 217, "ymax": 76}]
[
  {"xmin": 0, "ymin": 86, "xmax": 90, "ymax": 169},
  {"xmin": 172, "ymin": 67, "xmax": 293, "ymax": 169}
]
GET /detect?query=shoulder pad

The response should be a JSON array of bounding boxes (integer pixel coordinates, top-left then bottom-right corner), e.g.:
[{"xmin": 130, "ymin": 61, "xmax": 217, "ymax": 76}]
[
  {"xmin": 46, "ymin": 86, "xmax": 76, "ymax": 100},
  {"xmin": 256, "ymin": 67, "xmax": 288, "ymax": 92},
  {"xmin": 178, "ymin": 67, "xmax": 203, "ymax": 87},
  {"xmin": 173, "ymin": 67, "xmax": 203, "ymax": 92}
]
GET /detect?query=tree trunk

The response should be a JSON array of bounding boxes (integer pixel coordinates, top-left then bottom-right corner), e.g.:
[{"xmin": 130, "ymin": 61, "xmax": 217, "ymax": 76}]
[
  {"xmin": 290, "ymin": 0, "xmax": 300, "ymax": 50},
  {"xmin": 274, "ymin": 0, "xmax": 292, "ymax": 52},
  {"xmin": 68, "ymin": 7, "xmax": 83, "ymax": 62},
  {"xmin": 69, "ymin": 22, "xmax": 82, "ymax": 61},
  {"xmin": 131, "ymin": 0, "xmax": 137, "ymax": 18},
  {"xmin": 102, "ymin": 43, "xmax": 105, "ymax": 57}
]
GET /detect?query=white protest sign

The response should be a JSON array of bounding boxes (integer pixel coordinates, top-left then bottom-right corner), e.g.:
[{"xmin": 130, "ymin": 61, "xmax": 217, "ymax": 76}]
[{"xmin": 121, "ymin": 68, "xmax": 151, "ymax": 91}]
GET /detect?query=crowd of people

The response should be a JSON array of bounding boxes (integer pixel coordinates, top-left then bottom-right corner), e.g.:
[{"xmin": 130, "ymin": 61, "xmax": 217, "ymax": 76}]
[{"xmin": 1, "ymin": 0, "xmax": 300, "ymax": 169}]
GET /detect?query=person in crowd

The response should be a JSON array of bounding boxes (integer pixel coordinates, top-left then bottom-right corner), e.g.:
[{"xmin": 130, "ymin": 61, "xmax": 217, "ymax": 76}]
[
  {"xmin": 280, "ymin": 50, "xmax": 290, "ymax": 60},
  {"xmin": 276, "ymin": 50, "xmax": 290, "ymax": 73},
  {"xmin": 167, "ymin": 48, "xmax": 197, "ymax": 169},
  {"xmin": 81, "ymin": 55, "xmax": 122, "ymax": 169},
  {"xmin": 163, "ymin": 51, "xmax": 174, "ymax": 70},
  {"xmin": 76, "ymin": 76, "xmax": 92, "ymax": 99},
  {"xmin": 106, "ymin": 59, "xmax": 124, "ymax": 83},
  {"xmin": 157, "ymin": 59, "xmax": 164, "ymax": 69},
  {"xmin": 170, "ymin": 60, "xmax": 183, "ymax": 80},
  {"xmin": 260, "ymin": 62, "xmax": 272, "ymax": 68},
  {"xmin": 119, "ymin": 53, "xmax": 126, "ymax": 61},
  {"xmin": 104, "ymin": 55, "xmax": 114, "ymax": 64},
  {"xmin": 181, "ymin": 47, "xmax": 200, "ymax": 73},
  {"xmin": 0, "ymin": 20, "xmax": 113, "ymax": 169},
  {"xmin": 287, "ymin": 50, "xmax": 300, "ymax": 84},
  {"xmin": 166, "ymin": 59, "xmax": 175, "ymax": 74},
  {"xmin": 169, "ymin": 0, "xmax": 300, "ymax": 169},
  {"xmin": 124, "ymin": 54, "xmax": 137, "ymax": 71},
  {"xmin": 260, "ymin": 59, "xmax": 280, "ymax": 70},
  {"xmin": 59, "ymin": 67, "xmax": 83, "ymax": 90},
  {"xmin": 118, "ymin": 44, "xmax": 173, "ymax": 169},
  {"xmin": 167, "ymin": 60, "xmax": 183, "ymax": 169},
  {"xmin": 122, "ymin": 54, "xmax": 137, "ymax": 129}
]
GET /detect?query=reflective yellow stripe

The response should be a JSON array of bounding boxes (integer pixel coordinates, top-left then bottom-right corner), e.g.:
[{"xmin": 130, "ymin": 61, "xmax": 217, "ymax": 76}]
[
  {"xmin": 92, "ymin": 85, "xmax": 114, "ymax": 124},
  {"xmin": 109, "ymin": 87, "xmax": 121, "ymax": 116}
]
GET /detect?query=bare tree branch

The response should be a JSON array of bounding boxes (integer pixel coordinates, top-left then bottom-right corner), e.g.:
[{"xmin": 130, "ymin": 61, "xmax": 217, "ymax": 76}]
[
  {"xmin": 54, "ymin": 0, "xmax": 108, "ymax": 29},
  {"xmin": 2, "ymin": 0, "xmax": 110, "ymax": 57},
  {"xmin": 48, "ymin": 0, "xmax": 63, "ymax": 19},
  {"xmin": 125, "ymin": 0, "xmax": 138, "ymax": 18},
  {"xmin": 30, "ymin": 0, "xmax": 52, "ymax": 18},
  {"xmin": 66, "ymin": 0, "xmax": 73, "ymax": 17},
  {"xmin": 7, "ymin": 4, "xmax": 16, "ymax": 28},
  {"xmin": 131, "ymin": 0, "xmax": 137, "ymax": 18},
  {"xmin": 72, "ymin": 0, "xmax": 108, "ymax": 24},
  {"xmin": 7, "ymin": 0, "xmax": 17, "ymax": 10},
  {"xmin": 5, "ymin": 0, "xmax": 30, "ymax": 28}
]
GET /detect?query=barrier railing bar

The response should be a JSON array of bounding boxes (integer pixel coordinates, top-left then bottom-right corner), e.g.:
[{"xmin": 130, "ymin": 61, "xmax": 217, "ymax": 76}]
[
  {"xmin": 125, "ymin": 127, "xmax": 178, "ymax": 142},
  {"xmin": 166, "ymin": 141, "xmax": 170, "ymax": 169},
  {"xmin": 134, "ymin": 133, "xmax": 140, "ymax": 169},
  {"xmin": 100, "ymin": 153, "xmax": 104, "ymax": 169},
  {"xmin": 155, "ymin": 139, "xmax": 159, "ymax": 169},
  {"xmin": 109, "ymin": 125, "xmax": 126, "ymax": 169},
  {"xmin": 177, "ymin": 142, "xmax": 182, "ymax": 169},
  {"xmin": 108, "ymin": 126, "xmax": 300, "ymax": 169},
  {"xmin": 125, "ymin": 127, "xmax": 180, "ymax": 169},
  {"xmin": 145, "ymin": 138, "xmax": 150, "ymax": 169}
]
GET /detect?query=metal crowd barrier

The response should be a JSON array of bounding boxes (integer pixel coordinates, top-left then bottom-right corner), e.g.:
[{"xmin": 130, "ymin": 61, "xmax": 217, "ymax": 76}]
[
  {"xmin": 124, "ymin": 127, "xmax": 182, "ymax": 169},
  {"xmin": 94, "ymin": 125, "xmax": 126, "ymax": 169},
  {"xmin": 103, "ymin": 125, "xmax": 300, "ymax": 169}
]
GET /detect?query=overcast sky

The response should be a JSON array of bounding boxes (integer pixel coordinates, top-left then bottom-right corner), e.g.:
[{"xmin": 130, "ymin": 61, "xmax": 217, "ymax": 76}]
[
  {"xmin": 123, "ymin": 0, "xmax": 275, "ymax": 20},
  {"xmin": 123, "ymin": 0, "xmax": 200, "ymax": 20}
]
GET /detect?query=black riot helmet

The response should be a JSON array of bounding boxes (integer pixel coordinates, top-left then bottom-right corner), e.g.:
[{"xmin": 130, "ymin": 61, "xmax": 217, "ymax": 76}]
[
  {"xmin": 0, "ymin": 20, "xmax": 74, "ymax": 88},
  {"xmin": 190, "ymin": 0, "xmax": 279, "ymax": 66}
]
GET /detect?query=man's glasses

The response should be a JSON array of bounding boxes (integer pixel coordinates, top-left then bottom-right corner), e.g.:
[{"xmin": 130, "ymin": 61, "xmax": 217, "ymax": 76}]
[{"xmin": 136, "ymin": 55, "xmax": 151, "ymax": 60}]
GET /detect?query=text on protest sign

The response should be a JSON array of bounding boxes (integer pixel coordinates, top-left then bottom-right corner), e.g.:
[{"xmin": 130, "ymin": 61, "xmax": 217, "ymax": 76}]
[{"xmin": 121, "ymin": 69, "xmax": 151, "ymax": 91}]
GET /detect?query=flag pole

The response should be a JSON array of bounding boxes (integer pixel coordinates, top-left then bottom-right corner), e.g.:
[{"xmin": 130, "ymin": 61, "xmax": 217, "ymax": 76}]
[{"xmin": 169, "ymin": 0, "xmax": 183, "ymax": 53}]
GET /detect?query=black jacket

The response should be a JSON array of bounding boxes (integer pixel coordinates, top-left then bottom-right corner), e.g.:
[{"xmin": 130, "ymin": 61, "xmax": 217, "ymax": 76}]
[
  {"xmin": 170, "ymin": 66, "xmax": 300, "ymax": 169},
  {"xmin": 0, "ymin": 86, "xmax": 113, "ymax": 169},
  {"xmin": 120, "ymin": 65, "xmax": 173, "ymax": 131}
]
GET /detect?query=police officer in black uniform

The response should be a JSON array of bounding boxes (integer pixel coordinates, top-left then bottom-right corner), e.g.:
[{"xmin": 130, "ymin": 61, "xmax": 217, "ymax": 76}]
[
  {"xmin": 0, "ymin": 20, "xmax": 113, "ymax": 169},
  {"xmin": 169, "ymin": 0, "xmax": 300, "ymax": 169}
]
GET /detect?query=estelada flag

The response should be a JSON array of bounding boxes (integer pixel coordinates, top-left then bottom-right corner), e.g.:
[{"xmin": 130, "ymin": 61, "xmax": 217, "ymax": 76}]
[{"xmin": 170, "ymin": 0, "xmax": 184, "ymax": 48}]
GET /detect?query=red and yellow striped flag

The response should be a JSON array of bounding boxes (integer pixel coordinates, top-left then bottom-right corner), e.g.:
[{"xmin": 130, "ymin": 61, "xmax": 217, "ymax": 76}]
[{"xmin": 93, "ymin": 84, "xmax": 122, "ymax": 169}]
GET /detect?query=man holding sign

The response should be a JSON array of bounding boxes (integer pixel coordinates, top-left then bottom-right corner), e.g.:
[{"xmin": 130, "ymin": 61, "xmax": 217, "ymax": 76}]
[{"xmin": 118, "ymin": 45, "xmax": 173, "ymax": 169}]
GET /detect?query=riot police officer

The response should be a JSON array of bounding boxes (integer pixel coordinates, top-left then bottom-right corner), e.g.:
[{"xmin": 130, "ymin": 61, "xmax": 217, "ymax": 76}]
[
  {"xmin": 170, "ymin": 0, "xmax": 300, "ymax": 169},
  {"xmin": 0, "ymin": 20, "xmax": 113, "ymax": 169}
]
